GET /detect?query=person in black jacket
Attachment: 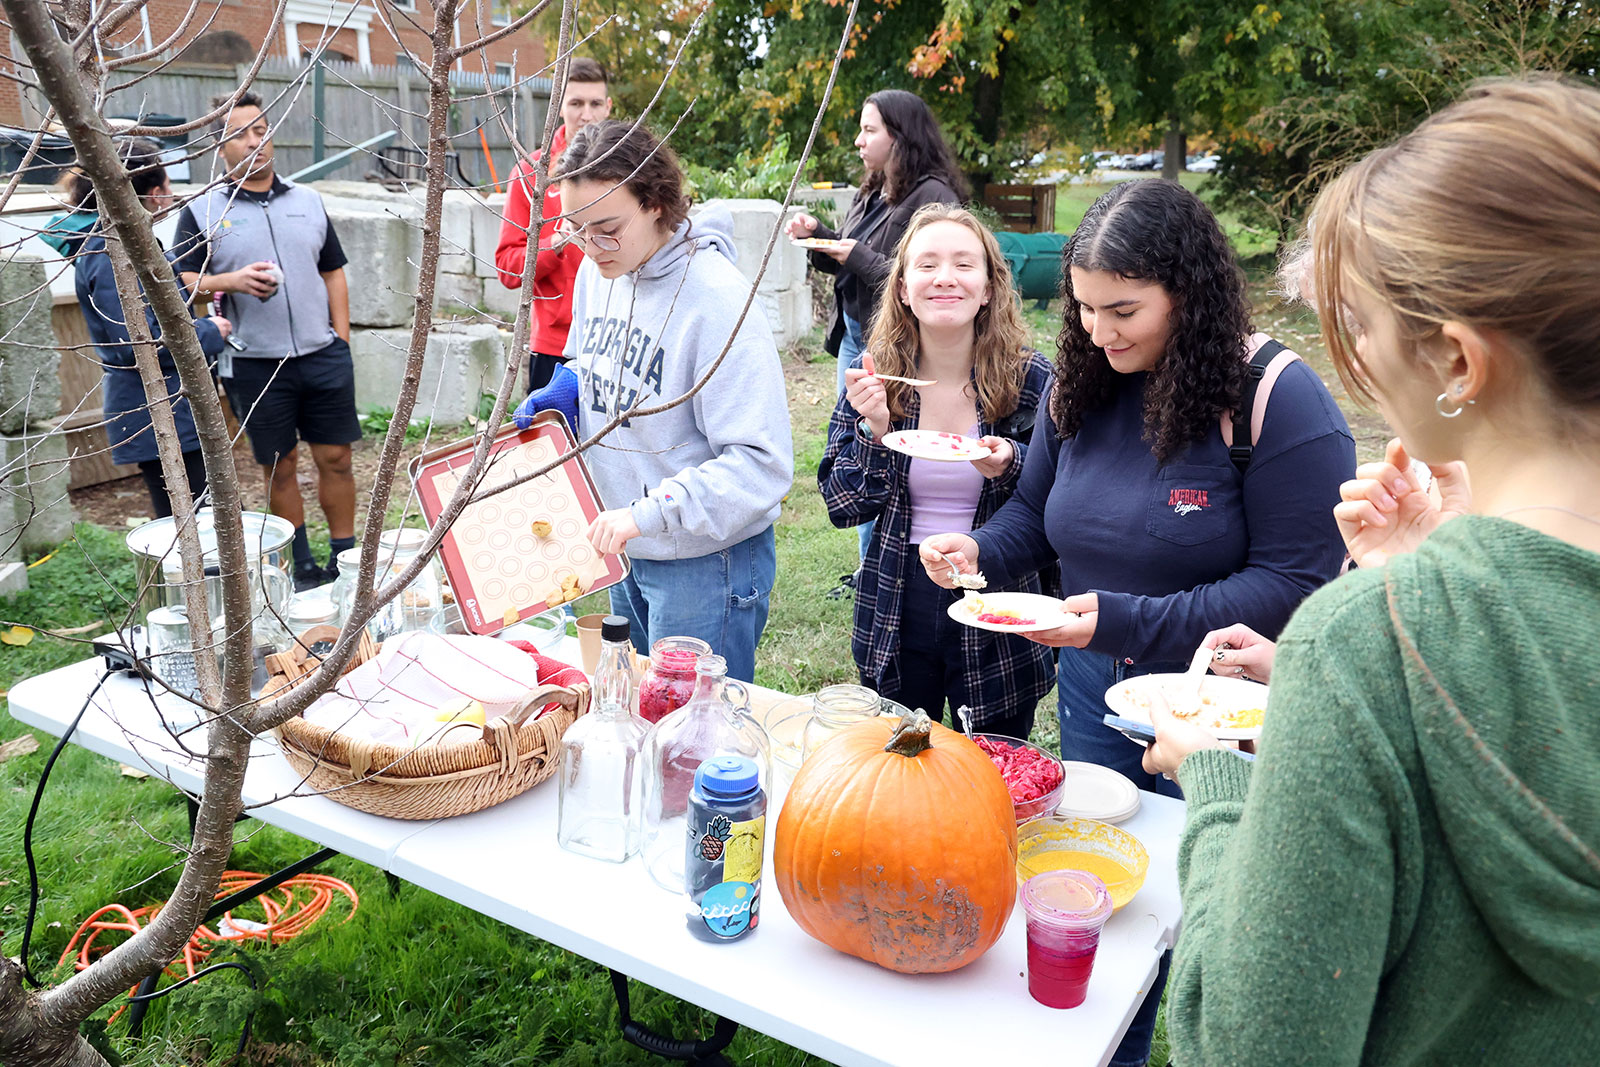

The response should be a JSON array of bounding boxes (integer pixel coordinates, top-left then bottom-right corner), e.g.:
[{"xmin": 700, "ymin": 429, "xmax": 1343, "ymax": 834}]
[
  {"xmin": 787, "ymin": 89, "xmax": 968, "ymax": 573},
  {"xmin": 54, "ymin": 139, "xmax": 231, "ymax": 518},
  {"xmin": 787, "ymin": 89, "xmax": 969, "ymax": 398}
]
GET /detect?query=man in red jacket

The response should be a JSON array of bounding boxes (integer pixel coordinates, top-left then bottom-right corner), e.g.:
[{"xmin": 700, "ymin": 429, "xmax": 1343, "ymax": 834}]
[{"xmin": 495, "ymin": 57, "xmax": 612, "ymax": 393}]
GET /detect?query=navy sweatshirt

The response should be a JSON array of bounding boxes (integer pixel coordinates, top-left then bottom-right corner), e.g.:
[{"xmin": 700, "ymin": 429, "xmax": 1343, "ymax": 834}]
[{"xmin": 973, "ymin": 359, "xmax": 1355, "ymax": 665}]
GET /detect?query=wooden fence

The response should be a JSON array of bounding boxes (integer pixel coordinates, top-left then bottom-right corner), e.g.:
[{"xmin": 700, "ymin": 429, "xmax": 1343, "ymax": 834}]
[{"xmin": 101, "ymin": 56, "xmax": 551, "ymax": 190}]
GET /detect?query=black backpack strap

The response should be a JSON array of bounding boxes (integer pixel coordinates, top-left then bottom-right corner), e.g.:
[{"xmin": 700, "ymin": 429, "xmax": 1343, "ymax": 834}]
[{"xmin": 1230, "ymin": 339, "xmax": 1288, "ymax": 474}]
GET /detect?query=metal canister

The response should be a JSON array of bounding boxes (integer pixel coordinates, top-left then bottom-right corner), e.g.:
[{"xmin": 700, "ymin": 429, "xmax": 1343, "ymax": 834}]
[{"xmin": 684, "ymin": 755, "xmax": 765, "ymax": 942}]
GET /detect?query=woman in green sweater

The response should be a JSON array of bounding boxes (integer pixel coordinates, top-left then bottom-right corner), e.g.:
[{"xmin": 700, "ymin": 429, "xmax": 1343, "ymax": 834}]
[{"xmin": 1143, "ymin": 78, "xmax": 1600, "ymax": 1065}]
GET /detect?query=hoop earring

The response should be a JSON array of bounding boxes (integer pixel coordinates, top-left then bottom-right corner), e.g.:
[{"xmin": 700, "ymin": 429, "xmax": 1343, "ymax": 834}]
[{"xmin": 1435, "ymin": 392, "xmax": 1474, "ymax": 419}]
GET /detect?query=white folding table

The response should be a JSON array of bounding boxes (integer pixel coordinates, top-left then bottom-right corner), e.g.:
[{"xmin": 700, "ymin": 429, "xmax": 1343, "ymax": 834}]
[{"xmin": 9, "ymin": 643, "xmax": 1184, "ymax": 1067}]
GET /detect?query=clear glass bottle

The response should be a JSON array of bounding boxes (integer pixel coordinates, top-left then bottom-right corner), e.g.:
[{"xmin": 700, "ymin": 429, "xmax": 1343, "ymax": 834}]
[
  {"xmin": 641, "ymin": 654, "xmax": 770, "ymax": 892},
  {"xmin": 557, "ymin": 615, "xmax": 650, "ymax": 862}
]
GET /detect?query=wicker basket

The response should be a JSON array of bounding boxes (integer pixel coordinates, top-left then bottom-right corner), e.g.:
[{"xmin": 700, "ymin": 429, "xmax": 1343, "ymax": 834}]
[{"xmin": 271, "ymin": 628, "xmax": 589, "ymax": 820}]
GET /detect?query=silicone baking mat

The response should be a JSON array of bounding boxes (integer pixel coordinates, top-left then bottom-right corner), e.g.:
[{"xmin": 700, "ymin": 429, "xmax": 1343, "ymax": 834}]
[{"xmin": 411, "ymin": 415, "xmax": 629, "ymax": 635}]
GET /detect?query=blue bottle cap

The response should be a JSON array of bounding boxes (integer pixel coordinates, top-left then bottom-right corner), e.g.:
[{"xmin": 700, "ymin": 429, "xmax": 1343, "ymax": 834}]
[{"xmin": 695, "ymin": 755, "xmax": 760, "ymax": 798}]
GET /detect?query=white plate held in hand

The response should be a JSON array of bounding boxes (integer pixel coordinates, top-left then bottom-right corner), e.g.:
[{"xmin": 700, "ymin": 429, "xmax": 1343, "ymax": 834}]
[
  {"xmin": 947, "ymin": 591, "xmax": 1073, "ymax": 633},
  {"xmin": 1104, "ymin": 674, "xmax": 1269, "ymax": 741},
  {"xmin": 883, "ymin": 429, "xmax": 991, "ymax": 462}
]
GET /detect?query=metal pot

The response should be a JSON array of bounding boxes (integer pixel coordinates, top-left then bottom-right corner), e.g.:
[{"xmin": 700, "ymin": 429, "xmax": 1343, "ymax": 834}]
[{"xmin": 125, "ymin": 509, "xmax": 296, "ymax": 624}]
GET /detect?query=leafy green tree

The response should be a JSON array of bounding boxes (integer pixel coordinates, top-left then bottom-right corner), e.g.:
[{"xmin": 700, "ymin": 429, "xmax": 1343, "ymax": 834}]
[{"xmin": 1207, "ymin": 0, "xmax": 1600, "ymax": 245}]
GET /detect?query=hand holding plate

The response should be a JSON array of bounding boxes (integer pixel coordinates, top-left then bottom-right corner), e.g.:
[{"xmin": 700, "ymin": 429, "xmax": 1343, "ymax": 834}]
[{"xmin": 969, "ymin": 435, "xmax": 1014, "ymax": 479}]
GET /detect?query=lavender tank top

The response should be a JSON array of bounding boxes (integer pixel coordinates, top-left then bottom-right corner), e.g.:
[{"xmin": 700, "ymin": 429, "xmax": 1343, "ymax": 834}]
[{"xmin": 907, "ymin": 423, "xmax": 985, "ymax": 544}]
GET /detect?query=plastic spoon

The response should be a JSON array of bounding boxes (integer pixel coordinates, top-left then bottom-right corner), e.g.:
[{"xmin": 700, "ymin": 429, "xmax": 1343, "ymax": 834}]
[
  {"xmin": 1176, "ymin": 643, "xmax": 1212, "ymax": 720},
  {"xmin": 871, "ymin": 373, "xmax": 938, "ymax": 387}
]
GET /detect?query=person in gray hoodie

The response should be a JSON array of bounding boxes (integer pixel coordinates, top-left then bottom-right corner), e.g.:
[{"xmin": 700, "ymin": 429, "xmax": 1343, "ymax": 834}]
[{"xmin": 515, "ymin": 119, "xmax": 793, "ymax": 682}]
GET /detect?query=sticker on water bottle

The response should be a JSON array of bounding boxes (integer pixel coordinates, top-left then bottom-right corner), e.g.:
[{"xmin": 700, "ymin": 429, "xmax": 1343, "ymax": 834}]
[{"xmin": 698, "ymin": 880, "xmax": 758, "ymax": 939}]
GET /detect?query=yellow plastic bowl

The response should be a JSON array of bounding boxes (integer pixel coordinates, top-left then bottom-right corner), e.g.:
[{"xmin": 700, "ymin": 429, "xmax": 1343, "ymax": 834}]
[{"xmin": 1016, "ymin": 815, "xmax": 1149, "ymax": 912}]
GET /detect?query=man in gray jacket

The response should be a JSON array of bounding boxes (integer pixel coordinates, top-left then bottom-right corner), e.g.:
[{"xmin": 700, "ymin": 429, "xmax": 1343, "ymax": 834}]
[{"xmin": 175, "ymin": 91, "xmax": 359, "ymax": 590}]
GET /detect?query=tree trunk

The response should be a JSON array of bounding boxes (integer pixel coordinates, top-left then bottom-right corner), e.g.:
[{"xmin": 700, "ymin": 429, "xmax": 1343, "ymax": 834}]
[
  {"xmin": 0, "ymin": 958, "xmax": 110, "ymax": 1067},
  {"xmin": 1161, "ymin": 113, "xmax": 1186, "ymax": 182}
]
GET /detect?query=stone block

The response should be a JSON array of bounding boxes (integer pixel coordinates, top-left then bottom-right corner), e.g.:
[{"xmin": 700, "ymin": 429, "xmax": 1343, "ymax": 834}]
[
  {"xmin": 0, "ymin": 561, "xmax": 27, "ymax": 597},
  {"xmin": 0, "ymin": 425, "xmax": 77, "ymax": 552},
  {"xmin": 349, "ymin": 323, "xmax": 512, "ymax": 426},
  {"xmin": 749, "ymin": 283, "xmax": 814, "ymax": 351},
  {"xmin": 0, "ymin": 252, "xmax": 62, "ymax": 435},
  {"xmin": 325, "ymin": 204, "xmax": 423, "ymax": 328},
  {"xmin": 693, "ymin": 199, "xmax": 806, "ymax": 293},
  {"xmin": 432, "ymin": 191, "xmax": 477, "ymax": 277},
  {"xmin": 480, "ymin": 277, "xmax": 524, "ymax": 327},
  {"xmin": 434, "ymin": 272, "xmax": 483, "ymax": 312},
  {"xmin": 472, "ymin": 193, "xmax": 511, "ymax": 278}
]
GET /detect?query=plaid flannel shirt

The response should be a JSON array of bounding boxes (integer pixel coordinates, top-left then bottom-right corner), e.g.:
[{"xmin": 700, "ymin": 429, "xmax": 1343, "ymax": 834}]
[{"xmin": 817, "ymin": 352, "xmax": 1058, "ymax": 728}]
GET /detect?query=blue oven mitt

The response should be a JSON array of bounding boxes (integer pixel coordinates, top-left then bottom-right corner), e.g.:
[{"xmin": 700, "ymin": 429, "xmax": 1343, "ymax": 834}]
[{"xmin": 512, "ymin": 363, "xmax": 580, "ymax": 432}]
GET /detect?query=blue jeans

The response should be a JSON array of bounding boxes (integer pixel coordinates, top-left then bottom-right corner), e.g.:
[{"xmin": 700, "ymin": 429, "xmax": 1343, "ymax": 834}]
[
  {"xmin": 836, "ymin": 310, "xmax": 867, "ymax": 397},
  {"xmin": 837, "ymin": 312, "xmax": 875, "ymax": 559},
  {"xmin": 607, "ymin": 528, "xmax": 776, "ymax": 684},
  {"xmin": 1056, "ymin": 645, "xmax": 1179, "ymax": 1066}
]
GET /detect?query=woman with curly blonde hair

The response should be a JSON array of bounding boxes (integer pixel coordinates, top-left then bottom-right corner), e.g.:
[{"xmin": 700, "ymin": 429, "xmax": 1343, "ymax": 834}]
[{"xmin": 819, "ymin": 204, "xmax": 1055, "ymax": 737}]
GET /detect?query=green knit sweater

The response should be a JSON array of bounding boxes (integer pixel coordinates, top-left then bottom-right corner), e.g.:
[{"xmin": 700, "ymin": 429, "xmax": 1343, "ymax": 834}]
[{"xmin": 1168, "ymin": 517, "xmax": 1600, "ymax": 1065}]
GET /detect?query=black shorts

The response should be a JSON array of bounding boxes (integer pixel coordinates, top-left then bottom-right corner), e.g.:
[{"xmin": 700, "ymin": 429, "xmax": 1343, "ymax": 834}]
[{"xmin": 225, "ymin": 337, "xmax": 361, "ymax": 467}]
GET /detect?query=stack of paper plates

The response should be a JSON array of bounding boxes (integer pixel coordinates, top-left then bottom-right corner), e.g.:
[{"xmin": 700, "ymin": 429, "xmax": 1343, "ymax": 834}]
[{"xmin": 1056, "ymin": 761, "xmax": 1142, "ymax": 823}]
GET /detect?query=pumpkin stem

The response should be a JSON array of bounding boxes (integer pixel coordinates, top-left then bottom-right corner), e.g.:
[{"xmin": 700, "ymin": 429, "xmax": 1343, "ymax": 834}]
[{"xmin": 884, "ymin": 708, "xmax": 934, "ymax": 758}]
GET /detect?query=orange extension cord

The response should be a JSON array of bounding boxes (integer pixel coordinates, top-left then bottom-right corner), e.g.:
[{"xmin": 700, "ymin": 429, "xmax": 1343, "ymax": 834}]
[{"xmin": 59, "ymin": 871, "xmax": 359, "ymax": 1021}]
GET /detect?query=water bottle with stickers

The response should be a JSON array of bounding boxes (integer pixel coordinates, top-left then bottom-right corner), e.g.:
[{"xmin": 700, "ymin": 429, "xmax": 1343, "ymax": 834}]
[{"xmin": 684, "ymin": 755, "xmax": 765, "ymax": 942}]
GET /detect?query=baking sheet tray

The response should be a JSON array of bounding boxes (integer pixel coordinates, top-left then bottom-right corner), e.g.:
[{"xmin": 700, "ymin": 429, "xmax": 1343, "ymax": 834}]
[{"xmin": 410, "ymin": 415, "xmax": 629, "ymax": 635}]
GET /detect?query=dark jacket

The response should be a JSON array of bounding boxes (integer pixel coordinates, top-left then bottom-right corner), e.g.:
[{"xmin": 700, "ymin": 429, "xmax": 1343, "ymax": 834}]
[
  {"xmin": 75, "ymin": 232, "xmax": 224, "ymax": 465},
  {"xmin": 817, "ymin": 350, "xmax": 1059, "ymax": 728},
  {"xmin": 808, "ymin": 174, "xmax": 964, "ymax": 355}
]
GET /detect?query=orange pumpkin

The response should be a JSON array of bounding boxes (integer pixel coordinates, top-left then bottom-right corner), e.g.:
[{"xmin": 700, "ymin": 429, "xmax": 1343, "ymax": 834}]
[{"xmin": 774, "ymin": 709, "xmax": 1019, "ymax": 973}]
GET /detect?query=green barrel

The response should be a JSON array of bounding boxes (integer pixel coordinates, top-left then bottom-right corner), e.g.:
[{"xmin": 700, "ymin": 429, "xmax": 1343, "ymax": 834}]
[{"xmin": 993, "ymin": 231, "xmax": 1068, "ymax": 305}]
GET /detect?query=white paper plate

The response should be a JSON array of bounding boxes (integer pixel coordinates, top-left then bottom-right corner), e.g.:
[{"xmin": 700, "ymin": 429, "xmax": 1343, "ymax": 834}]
[
  {"xmin": 1104, "ymin": 673, "xmax": 1269, "ymax": 741},
  {"xmin": 882, "ymin": 429, "xmax": 991, "ymax": 462},
  {"xmin": 792, "ymin": 237, "xmax": 850, "ymax": 250},
  {"xmin": 1056, "ymin": 761, "xmax": 1141, "ymax": 823},
  {"xmin": 946, "ymin": 591, "xmax": 1073, "ymax": 634}
]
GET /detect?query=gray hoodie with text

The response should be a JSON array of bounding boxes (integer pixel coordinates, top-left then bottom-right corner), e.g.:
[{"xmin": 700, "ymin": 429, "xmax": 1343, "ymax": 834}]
[{"xmin": 563, "ymin": 206, "xmax": 794, "ymax": 561}]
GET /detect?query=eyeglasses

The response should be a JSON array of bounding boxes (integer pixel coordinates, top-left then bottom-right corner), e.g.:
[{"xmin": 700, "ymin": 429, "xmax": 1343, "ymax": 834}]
[
  {"xmin": 570, "ymin": 227, "xmax": 623, "ymax": 252},
  {"xmin": 562, "ymin": 201, "xmax": 644, "ymax": 253}
]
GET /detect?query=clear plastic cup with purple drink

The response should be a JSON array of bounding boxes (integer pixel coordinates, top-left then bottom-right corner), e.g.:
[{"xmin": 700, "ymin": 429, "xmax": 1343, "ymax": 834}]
[{"xmin": 1022, "ymin": 869, "xmax": 1113, "ymax": 1008}]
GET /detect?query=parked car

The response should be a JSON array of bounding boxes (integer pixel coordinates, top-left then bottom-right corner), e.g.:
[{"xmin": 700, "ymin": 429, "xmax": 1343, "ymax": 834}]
[
  {"xmin": 1128, "ymin": 151, "xmax": 1165, "ymax": 171},
  {"xmin": 1188, "ymin": 153, "xmax": 1221, "ymax": 173}
]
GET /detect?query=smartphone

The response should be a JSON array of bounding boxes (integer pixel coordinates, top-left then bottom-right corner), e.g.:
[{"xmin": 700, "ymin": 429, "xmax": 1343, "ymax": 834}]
[
  {"xmin": 1102, "ymin": 714, "xmax": 1156, "ymax": 744},
  {"xmin": 1102, "ymin": 713, "xmax": 1258, "ymax": 763}
]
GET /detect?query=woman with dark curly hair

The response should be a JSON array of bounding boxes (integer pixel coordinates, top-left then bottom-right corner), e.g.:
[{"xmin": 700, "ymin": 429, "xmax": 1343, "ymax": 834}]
[{"xmin": 921, "ymin": 176, "xmax": 1354, "ymax": 1066}]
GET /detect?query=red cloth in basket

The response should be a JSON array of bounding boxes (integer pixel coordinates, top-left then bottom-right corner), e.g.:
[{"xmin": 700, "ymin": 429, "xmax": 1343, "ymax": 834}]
[{"xmin": 506, "ymin": 641, "xmax": 589, "ymax": 717}]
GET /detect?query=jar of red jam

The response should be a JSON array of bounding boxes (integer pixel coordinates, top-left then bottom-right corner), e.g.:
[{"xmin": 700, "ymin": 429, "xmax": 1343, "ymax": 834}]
[{"xmin": 639, "ymin": 636, "xmax": 712, "ymax": 724}]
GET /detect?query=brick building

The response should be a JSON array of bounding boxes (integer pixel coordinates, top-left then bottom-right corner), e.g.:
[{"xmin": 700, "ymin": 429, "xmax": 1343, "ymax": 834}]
[{"xmin": 2, "ymin": 0, "xmax": 548, "ymax": 128}]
